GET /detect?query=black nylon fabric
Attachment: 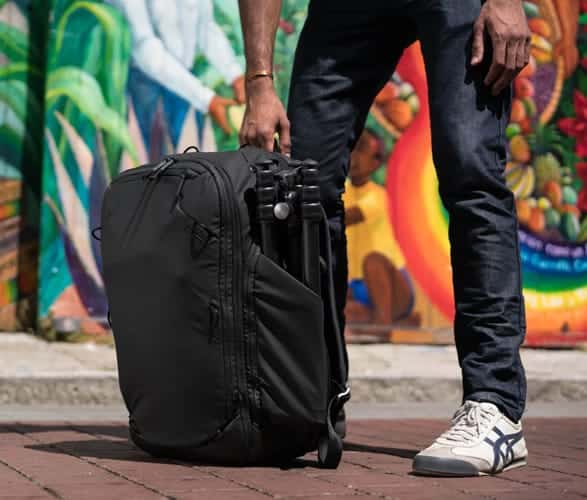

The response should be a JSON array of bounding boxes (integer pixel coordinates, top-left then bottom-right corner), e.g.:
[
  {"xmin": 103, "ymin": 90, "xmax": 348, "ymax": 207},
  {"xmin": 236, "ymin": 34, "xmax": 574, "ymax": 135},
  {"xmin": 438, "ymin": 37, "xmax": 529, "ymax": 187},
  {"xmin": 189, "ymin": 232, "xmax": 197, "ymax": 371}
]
[{"xmin": 100, "ymin": 146, "xmax": 338, "ymax": 465}]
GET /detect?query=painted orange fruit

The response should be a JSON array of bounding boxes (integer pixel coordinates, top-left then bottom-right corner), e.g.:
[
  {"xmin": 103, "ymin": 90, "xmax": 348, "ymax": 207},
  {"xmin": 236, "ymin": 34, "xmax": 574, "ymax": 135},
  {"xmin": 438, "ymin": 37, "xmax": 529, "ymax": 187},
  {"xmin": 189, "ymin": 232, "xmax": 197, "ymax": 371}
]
[
  {"xmin": 543, "ymin": 180, "xmax": 563, "ymax": 209},
  {"xmin": 383, "ymin": 98, "xmax": 413, "ymax": 130},
  {"xmin": 528, "ymin": 207, "xmax": 546, "ymax": 233},
  {"xmin": 514, "ymin": 78, "xmax": 535, "ymax": 99},
  {"xmin": 518, "ymin": 56, "xmax": 537, "ymax": 79},
  {"xmin": 516, "ymin": 198, "xmax": 532, "ymax": 224},
  {"xmin": 509, "ymin": 135, "xmax": 531, "ymax": 163},
  {"xmin": 528, "ymin": 18, "xmax": 552, "ymax": 39},
  {"xmin": 375, "ymin": 82, "xmax": 399, "ymax": 105},
  {"xmin": 511, "ymin": 99, "xmax": 526, "ymax": 123}
]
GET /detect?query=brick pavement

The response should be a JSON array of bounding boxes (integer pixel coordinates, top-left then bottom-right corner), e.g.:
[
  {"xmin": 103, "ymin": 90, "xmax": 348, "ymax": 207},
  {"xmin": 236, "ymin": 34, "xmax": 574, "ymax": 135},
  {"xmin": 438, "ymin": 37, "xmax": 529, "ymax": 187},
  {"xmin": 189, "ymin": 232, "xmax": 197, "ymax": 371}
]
[{"xmin": 0, "ymin": 419, "xmax": 585, "ymax": 499}]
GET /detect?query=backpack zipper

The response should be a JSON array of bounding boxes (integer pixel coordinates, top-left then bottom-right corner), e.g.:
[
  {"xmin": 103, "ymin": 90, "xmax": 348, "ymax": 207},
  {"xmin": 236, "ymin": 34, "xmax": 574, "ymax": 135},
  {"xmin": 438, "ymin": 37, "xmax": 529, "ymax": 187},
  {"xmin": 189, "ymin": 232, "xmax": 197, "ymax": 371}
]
[{"xmin": 190, "ymin": 158, "xmax": 252, "ymax": 436}]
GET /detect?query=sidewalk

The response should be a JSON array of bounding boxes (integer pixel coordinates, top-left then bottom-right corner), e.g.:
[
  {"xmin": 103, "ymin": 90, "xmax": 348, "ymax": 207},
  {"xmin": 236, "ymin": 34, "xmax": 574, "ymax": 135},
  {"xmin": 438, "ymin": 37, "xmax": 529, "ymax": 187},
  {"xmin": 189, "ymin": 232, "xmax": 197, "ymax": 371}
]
[
  {"xmin": 1, "ymin": 418, "xmax": 586, "ymax": 499},
  {"xmin": 1, "ymin": 333, "xmax": 587, "ymax": 404}
]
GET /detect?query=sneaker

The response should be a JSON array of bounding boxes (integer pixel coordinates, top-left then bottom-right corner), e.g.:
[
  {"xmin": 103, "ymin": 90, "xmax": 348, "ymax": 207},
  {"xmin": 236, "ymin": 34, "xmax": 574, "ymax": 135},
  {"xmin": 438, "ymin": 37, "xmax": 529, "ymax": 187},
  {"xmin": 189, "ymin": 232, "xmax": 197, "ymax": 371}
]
[{"xmin": 412, "ymin": 400, "xmax": 528, "ymax": 476}]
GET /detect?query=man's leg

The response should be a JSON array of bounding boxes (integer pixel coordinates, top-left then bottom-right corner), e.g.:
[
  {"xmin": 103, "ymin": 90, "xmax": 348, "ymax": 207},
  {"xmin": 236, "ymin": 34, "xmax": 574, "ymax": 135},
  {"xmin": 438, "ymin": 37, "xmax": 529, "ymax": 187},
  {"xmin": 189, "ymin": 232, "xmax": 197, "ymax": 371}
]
[
  {"xmin": 411, "ymin": 0, "xmax": 527, "ymax": 476},
  {"xmin": 415, "ymin": 0, "xmax": 526, "ymax": 422},
  {"xmin": 288, "ymin": 1, "xmax": 417, "ymax": 383}
]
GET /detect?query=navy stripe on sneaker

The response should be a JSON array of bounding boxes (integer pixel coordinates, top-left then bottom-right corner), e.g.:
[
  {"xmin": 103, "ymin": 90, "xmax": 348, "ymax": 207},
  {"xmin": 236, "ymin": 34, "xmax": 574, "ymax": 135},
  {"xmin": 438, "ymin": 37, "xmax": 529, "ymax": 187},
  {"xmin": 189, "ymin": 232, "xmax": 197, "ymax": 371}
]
[{"xmin": 484, "ymin": 429, "xmax": 524, "ymax": 473}]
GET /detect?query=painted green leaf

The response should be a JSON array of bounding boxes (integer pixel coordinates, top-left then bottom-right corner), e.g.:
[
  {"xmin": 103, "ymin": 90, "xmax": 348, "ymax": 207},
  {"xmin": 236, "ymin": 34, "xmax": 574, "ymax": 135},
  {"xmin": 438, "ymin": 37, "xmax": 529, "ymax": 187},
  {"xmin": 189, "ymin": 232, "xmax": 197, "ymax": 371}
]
[
  {"xmin": 0, "ymin": 63, "xmax": 28, "ymax": 81},
  {"xmin": 54, "ymin": 0, "xmax": 131, "ymax": 104},
  {"xmin": 0, "ymin": 62, "xmax": 39, "ymax": 81},
  {"xmin": 0, "ymin": 79, "xmax": 42, "ymax": 123},
  {"xmin": 54, "ymin": 0, "xmax": 132, "ymax": 175},
  {"xmin": 0, "ymin": 101, "xmax": 24, "ymax": 137},
  {"xmin": 0, "ymin": 80, "xmax": 26, "ymax": 120},
  {"xmin": 46, "ymin": 67, "xmax": 137, "ymax": 162},
  {"xmin": 0, "ymin": 20, "xmax": 28, "ymax": 62}
]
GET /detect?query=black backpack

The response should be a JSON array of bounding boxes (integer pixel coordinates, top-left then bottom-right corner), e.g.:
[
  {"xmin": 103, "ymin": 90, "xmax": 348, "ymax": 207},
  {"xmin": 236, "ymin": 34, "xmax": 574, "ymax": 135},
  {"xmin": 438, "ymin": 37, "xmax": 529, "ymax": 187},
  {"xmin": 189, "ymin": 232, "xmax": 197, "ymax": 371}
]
[{"xmin": 100, "ymin": 146, "xmax": 350, "ymax": 468}]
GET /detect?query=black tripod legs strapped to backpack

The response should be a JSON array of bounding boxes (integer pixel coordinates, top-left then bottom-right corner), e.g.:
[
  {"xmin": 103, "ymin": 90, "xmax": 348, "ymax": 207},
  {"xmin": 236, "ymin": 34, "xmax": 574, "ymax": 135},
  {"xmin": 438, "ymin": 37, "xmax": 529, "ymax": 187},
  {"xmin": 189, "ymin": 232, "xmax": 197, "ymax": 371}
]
[{"xmin": 254, "ymin": 156, "xmax": 351, "ymax": 468}]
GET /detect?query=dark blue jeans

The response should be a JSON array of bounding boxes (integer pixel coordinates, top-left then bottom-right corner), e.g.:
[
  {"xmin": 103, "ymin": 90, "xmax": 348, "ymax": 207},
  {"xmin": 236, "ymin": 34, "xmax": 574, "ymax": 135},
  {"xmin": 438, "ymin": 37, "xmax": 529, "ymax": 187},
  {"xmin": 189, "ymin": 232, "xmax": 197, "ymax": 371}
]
[{"xmin": 288, "ymin": 0, "xmax": 527, "ymax": 422}]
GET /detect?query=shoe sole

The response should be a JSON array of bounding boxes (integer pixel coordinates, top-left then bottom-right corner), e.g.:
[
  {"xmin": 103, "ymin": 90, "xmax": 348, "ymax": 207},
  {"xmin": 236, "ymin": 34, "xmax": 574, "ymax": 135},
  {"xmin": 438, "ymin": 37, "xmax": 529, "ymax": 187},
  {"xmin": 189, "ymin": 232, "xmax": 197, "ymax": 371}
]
[{"xmin": 413, "ymin": 458, "xmax": 527, "ymax": 477}]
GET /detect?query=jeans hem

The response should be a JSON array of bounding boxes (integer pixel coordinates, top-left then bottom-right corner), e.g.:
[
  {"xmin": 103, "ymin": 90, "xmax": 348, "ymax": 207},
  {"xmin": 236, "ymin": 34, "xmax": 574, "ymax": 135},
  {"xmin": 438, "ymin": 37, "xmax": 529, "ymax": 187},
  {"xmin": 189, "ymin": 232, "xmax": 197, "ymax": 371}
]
[{"xmin": 465, "ymin": 392, "xmax": 524, "ymax": 423}]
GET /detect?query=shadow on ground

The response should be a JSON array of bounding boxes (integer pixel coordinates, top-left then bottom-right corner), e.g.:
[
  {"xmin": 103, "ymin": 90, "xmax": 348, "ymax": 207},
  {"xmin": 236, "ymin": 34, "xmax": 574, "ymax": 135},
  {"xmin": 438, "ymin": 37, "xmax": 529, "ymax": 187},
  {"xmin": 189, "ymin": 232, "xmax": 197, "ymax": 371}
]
[
  {"xmin": 5, "ymin": 424, "xmax": 419, "ymax": 468},
  {"xmin": 344, "ymin": 441, "xmax": 419, "ymax": 459}
]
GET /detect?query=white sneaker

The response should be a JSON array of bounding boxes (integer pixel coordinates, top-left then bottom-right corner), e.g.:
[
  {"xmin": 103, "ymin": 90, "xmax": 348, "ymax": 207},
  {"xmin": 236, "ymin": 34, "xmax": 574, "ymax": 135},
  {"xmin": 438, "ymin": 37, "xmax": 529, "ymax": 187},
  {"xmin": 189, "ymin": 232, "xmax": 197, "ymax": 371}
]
[{"xmin": 412, "ymin": 400, "xmax": 528, "ymax": 476}]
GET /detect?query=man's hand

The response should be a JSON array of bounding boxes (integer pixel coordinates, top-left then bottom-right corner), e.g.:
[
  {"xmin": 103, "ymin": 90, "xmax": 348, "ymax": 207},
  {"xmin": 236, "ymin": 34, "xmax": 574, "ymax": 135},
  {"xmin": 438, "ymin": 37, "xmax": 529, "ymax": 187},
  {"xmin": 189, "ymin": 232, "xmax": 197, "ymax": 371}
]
[
  {"xmin": 239, "ymin": 77, "xmax": 291, "ymax": 155},
  {"xmin": 232, "ymin": 75, "xmax": 246, "ymax": 104},
  {"xmin": 553, "ymin": 0, "xmax": 580, "ymax": 78},
  {"xmin": 471, "ymin": 0, "xmax": 531, "ymax": 96},
  {"xmin": 209, "ymin": 95, "xmax": 236, "ymax": 134}
]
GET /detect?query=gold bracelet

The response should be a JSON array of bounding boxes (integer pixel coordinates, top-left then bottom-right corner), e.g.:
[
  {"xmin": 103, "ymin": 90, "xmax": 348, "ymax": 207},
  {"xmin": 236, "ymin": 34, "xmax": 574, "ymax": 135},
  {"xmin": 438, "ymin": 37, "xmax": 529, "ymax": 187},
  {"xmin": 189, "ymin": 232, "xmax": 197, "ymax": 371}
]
[{"xmin": 246, "ymin": 70, "xmax": 274, "ymax": 82}]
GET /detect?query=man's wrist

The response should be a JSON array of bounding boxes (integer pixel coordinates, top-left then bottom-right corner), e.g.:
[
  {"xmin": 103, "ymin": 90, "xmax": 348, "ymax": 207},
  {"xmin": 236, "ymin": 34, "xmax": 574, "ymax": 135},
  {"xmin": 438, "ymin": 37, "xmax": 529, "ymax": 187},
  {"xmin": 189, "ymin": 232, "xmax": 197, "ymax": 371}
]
[
  {"xmin": 245, "ymin": 74, "xmax": 275, "ymax": 93},
  {"xmin": 245, "ymin": 70, "xmax": 274, "ymax": 82}
]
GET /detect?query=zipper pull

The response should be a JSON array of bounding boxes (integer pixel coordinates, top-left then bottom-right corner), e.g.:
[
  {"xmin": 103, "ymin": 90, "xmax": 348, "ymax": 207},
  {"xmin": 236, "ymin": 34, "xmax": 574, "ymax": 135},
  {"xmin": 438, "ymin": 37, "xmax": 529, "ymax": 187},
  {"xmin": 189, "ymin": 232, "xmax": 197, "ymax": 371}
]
[
  {"xmin": 170, "ymin": 173, "xmax": 188, "ymax": 213},
  {"xmin": 148, "ymin": 157, "xmax": 175, "ymax": 180}
]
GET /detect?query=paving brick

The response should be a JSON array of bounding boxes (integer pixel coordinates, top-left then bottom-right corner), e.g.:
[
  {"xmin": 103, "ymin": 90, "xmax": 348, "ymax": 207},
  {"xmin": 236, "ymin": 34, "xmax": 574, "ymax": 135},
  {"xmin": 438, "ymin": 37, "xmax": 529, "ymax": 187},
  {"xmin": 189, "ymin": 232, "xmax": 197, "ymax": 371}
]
[
  {"xmin": 363, "ymin": 484, "xmax": 477, "ymax": 499},
  {"xmin": 175, "ymin": 490, "xmax": 269, "ymax": 500},
  {"xmin": 281, "ymin": 496, "xmax": 375, "ymax": 499},
  {"xmin": 0, "ymin": 419, "xmax": 585, "ymax": 499},
  {"xmin": 213, "ymin": 470, "xmax": 354, "ymax": 497},
  {"xmin": 0, "ymin": 497, "xmax": 55, "ymax": 500},
  {"xmin": 495, "ymin": 488, "xmax": 587, "ymax": 500},
  {"xmin": 0, "ymin": 433, "xmax": 162, "ymax": 499}
]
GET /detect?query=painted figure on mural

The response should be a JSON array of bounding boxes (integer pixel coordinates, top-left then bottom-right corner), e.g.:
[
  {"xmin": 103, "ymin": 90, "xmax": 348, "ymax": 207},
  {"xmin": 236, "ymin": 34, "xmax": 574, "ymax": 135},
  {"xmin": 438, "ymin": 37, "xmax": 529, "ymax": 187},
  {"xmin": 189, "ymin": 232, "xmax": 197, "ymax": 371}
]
[
  {"xmin": 343, "ymin": 129, "xmax": 419, "ymax": 333},
  {"xmin": 552, "ymin": 0, "xmax": 580, "ymax": 78},
  {"xmin": 105, "ymin": 0, "xmax": 245, "ymax": 157}
]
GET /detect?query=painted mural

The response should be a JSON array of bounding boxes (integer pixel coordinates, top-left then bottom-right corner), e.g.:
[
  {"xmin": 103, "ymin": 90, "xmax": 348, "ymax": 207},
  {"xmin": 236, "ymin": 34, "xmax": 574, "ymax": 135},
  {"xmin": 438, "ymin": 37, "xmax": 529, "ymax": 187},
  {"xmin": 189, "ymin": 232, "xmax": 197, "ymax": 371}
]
[
  {"xmin": 0, "ymin": 0, "xmax": 586, "ymax": 345},
  {"xmin": 380, "ymin": 0, "xmax": 587, "ymax": 346},
  {"xmin": 0, "ymin": 0, "xmax": 45, "ymax": 331}
]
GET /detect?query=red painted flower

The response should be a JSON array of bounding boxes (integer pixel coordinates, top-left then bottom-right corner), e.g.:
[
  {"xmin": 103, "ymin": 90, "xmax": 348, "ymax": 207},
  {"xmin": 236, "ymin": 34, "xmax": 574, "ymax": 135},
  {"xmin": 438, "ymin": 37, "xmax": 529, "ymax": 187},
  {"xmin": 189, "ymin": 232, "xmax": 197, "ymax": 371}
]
[
  {"xmin": 575, "ymin": 164, "xmax": 587, "ymax": 213},
  {"xmin": 558, "ymin": 91, "xmax": 587, "ymax": 158},
  {"xmin": 578, "ymin": 190, "xmax": 587, "ymax": 213},
  {"xmin": 581, "ymin": 57, "xmax": 587, "ymax": 72},
  {"xmin": 582, "ymin": 0, "xmax": 587, "ymax": 13}
]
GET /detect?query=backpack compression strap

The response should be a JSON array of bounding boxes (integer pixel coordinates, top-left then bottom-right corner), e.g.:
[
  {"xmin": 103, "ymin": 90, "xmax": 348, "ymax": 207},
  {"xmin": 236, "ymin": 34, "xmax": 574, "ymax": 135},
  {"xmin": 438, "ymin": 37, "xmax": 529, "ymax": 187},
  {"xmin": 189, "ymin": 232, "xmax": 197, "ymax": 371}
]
[{"xmin": 317, "ymin": 206, "xmax": 351, "ymax": 469}]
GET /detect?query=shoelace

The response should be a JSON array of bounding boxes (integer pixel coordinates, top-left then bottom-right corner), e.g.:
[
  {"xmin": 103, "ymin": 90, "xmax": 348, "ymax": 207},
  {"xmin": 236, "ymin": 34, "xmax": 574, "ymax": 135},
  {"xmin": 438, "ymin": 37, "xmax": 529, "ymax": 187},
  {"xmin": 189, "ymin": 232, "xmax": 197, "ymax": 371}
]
[{"xmin": 439, "ymin": 402, "xmax": 497, "ymax": 443}]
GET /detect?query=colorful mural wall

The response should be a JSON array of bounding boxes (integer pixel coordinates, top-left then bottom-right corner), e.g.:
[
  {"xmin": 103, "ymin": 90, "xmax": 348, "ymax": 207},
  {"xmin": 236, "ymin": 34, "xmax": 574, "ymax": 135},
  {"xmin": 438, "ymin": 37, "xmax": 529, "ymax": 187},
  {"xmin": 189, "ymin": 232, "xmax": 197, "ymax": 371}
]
[
  {"xmin": 0, "ymin": 0, "xmax": 586, "ymax": 345},
  {"xmin": 0, "ymin": 0, "xmax": 46, "ymax": 331}
]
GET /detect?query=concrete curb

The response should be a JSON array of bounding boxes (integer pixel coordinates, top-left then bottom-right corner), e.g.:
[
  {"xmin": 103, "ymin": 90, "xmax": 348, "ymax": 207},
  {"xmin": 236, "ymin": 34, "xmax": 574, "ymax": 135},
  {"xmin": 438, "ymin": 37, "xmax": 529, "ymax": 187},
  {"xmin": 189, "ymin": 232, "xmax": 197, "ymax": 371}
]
[
  {"xmin": 0, "ymin": 375, "xmax": 122, "ymax": 405},
  {"xmin": 349, "ymin": 376, "xmax": 587, "ymax": 403},
  {"xmin": 2, "ymin": 374, "xmax": 586, "ymax": 405}
]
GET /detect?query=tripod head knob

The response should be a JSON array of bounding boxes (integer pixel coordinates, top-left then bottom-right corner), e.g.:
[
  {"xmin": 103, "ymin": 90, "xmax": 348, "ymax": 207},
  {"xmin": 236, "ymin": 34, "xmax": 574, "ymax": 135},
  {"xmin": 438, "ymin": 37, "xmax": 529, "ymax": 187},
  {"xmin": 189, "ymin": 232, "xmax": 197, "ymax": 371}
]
[{"xmin": 274, "ymin": 202, "xmax": 291, "ymax": 220}]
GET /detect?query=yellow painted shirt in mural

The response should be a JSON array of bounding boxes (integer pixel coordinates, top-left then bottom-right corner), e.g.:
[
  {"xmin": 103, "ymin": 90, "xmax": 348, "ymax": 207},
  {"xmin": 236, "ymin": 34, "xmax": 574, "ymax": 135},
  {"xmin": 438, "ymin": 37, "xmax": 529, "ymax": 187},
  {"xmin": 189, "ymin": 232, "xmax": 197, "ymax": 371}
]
[{"xmin": 343, "ymin": 180, "xmax": 406, "ymax": 280}]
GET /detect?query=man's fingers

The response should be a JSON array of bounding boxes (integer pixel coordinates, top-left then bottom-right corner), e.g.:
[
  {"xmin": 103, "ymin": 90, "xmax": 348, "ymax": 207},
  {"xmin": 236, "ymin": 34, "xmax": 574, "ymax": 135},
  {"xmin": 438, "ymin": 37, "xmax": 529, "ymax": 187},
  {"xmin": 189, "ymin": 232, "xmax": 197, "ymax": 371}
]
[
  {"xmin": 263, "ymin": 134, "xmax": 274, "ymax": 152},
  {"xmin": 471, "ymin": 17, "xmax": 485, "ymax": 65},
  {"xmin": 484, "ymin": 38, "xmax": 506, "ymax": 86},
  {"xmin": 492, "ymin": 40, "xmax": 518, "ymax": 94},
  {"xmin": 492, "ymin": 68, "xmax": 515, "ymax": 95},
  {"xmin": 523, "ymin": 35, "xmax": 531, "ymax": 67},
  {"xmin": 492, "ymin": 41, "xmax": 524, "ymax": 95},
  {"xmin": 278, "ymin": 117, "xmax": 292, "ymax": 157},
  {"xmin": 256, "ymin": 125, "xmax": 276, "ymax": 152},
  {"xmin": 239, "ymin": 119, "xmax": 250, "ymax": 146}
]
